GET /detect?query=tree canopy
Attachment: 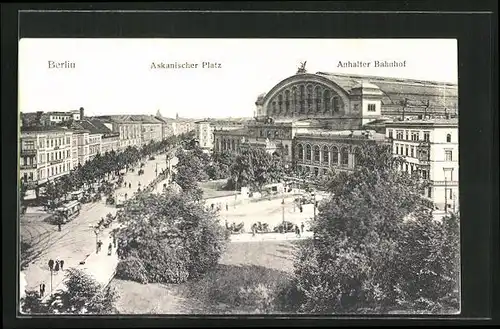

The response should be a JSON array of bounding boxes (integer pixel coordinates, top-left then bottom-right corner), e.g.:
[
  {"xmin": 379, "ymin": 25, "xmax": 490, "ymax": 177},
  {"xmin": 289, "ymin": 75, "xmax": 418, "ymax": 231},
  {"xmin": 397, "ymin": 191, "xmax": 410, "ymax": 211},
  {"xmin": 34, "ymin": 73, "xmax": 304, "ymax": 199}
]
[
  {"xmin": 286, "ymin": 143, "xmax": 460, "ymax": 314},
  {"xmin": 20, "ymin": 268, "xmax": 118, "ymax": 314},
  {"xmin": 113, "ymin": 191, "xmax": 229, "ymax": 283}
]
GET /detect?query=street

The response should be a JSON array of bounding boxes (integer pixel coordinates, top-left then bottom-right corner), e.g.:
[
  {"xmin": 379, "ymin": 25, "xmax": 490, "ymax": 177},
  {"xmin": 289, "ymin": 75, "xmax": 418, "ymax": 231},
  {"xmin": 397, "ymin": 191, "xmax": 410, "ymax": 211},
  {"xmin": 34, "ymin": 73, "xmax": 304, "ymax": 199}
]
[{"xmin": 20, "ymin": 155, "xmax": 171, "ymax": 295}]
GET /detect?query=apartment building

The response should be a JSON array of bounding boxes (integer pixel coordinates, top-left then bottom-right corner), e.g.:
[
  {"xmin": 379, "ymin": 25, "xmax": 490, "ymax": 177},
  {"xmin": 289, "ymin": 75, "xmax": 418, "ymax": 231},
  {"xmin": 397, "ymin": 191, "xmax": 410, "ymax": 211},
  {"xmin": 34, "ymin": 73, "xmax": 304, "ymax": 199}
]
[
  {"xmin": 20, "ymin": 127, "xmax": 74, "ymax": 188},
  {"xmin": 94, "ymin": 115, "xmax": 142, "ymax": 150},
  {"xmin": 386, "ymin": 118, "xmax": 459, "ymax": 213},
  {"xmin": 130, "ymin": 115, "xmax": 163, "ymax": 143}
]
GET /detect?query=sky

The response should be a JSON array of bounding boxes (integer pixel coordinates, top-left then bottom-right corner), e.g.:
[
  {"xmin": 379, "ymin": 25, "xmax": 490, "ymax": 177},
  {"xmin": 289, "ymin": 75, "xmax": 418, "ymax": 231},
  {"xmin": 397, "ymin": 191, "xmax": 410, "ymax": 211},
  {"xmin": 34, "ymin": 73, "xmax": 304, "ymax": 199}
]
[{"xmin": 19, "ymin": 39, "xmax": 457, "ymax": 118}]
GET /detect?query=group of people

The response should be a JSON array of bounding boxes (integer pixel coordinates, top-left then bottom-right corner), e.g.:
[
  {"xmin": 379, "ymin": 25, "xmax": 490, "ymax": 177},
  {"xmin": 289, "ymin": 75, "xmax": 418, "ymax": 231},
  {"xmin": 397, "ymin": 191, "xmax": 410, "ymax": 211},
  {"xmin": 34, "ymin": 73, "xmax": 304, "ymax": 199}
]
[
  {"xmin": 210, "ymin": 203, "xmax": 230, "ymax": 212},
  {"xmin": 48, "ymin": 258, "xmax": 65, "ymax": 273},
  {"xmin": 96, "ymin": 235, "xmax": 117, "ymax": 256}
]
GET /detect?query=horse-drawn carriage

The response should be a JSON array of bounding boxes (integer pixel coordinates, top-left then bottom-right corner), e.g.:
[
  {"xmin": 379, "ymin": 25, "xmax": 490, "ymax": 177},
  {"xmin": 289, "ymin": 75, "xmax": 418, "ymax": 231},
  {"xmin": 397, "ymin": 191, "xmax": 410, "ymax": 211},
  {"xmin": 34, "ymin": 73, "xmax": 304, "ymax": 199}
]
[
  {"xmin": 251, "ymin": 221, "xmax": 271, "ymax": 234},
  {"xmin": 226, "ymin": 222, "xmax": 245, "ymax": 234},
  {"xmin": 273, "ymin": 221, "xmax": 296, "ymax": 233}
]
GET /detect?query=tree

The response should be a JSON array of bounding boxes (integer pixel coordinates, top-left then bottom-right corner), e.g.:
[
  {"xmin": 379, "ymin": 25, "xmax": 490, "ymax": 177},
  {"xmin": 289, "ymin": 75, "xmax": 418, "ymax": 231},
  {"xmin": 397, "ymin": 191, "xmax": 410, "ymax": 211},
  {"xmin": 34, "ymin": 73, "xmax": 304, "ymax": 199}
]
[
  {"xmin": 286, "ymin": 143, "xmax": 459, "ymax": 314},
  {"xmin": 41, "ymin": 180, "xmax": 65, "ymax": 209},
  {"xmin": 20, "ymin": 268, "xmax": 118, "ymax": 314},
  {"xmin": 174, "ymin": 148, "xmax": 206, "ymax": 200},
  {"xmin": 113, "ymin": 191, "xmax": 229, "ymax": 283},
  {"xmin": 229, "ymin": 147, "xmax": 285, "ymax": 192}
]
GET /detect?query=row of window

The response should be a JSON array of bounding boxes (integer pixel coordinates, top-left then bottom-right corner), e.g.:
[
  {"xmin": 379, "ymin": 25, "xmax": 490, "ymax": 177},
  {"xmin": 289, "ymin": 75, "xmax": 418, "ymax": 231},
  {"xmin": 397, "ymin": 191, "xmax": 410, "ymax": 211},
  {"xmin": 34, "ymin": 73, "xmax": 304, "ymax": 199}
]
[
  {"xmin": 297, "ymin": 144, "xmax": 360, "ymax": 166},
  {"xmin": 269, "ymin": 85, "xmax": 342, "ymax": 115},
  {"xmin": 38, "ymin": 162, "xmax": 71, "ymax": 179},
  {"xmin": 21, "ymin": 156, "xmax": 36, "ymax": 166},
  {"xmin": 389, "ymin": 130, "xmax": 431, "ymax": 142},
  {"xmin": 36, "ymin": 136, "xmax": 72, "ymax": 149},
  {"xmin": 395, "ymin": 144, "xmax": 453, "ymax": 161}
]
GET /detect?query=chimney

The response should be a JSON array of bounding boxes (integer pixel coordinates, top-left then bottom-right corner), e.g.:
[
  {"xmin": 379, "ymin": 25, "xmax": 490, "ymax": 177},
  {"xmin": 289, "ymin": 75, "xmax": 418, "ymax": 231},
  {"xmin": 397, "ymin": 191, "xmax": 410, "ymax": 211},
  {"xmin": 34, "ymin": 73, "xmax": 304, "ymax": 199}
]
[{"xmin": 79, "ymin": 107, "xmax": 84, "ymax": 120}]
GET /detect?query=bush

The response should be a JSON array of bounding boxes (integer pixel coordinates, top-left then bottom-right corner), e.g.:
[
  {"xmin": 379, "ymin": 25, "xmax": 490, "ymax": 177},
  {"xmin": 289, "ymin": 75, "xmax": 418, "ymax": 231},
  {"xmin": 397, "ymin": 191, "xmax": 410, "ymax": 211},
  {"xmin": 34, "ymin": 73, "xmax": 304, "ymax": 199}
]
[
  {"xmin": 114, "ymin": 192, "xmax": 229, "ymax": 284},
  {"xmin": 184, "ymin": 264, "xmax": 290, "ymax": 313},
  {"xmin": 115, "ymin": 257, "xmax": 149, "ymax": 284}
]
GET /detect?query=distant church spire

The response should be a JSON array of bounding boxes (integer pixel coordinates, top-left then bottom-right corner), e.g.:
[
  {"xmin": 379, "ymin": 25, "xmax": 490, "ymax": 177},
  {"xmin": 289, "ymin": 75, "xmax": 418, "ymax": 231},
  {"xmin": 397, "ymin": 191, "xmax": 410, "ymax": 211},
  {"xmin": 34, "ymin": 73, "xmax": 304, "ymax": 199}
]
[{"xmin": 176, "ymin": 113, "xmax": 179, "ymax": 120}]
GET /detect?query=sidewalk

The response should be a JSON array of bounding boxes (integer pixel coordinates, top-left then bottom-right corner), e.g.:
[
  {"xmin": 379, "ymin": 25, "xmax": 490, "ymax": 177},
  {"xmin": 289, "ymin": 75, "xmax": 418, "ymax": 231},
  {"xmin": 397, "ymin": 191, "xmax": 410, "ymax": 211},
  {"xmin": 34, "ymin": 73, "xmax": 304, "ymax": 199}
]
[
  {"xmin": 40, "ymin": 221, "xmax": 120, "ymax": 302},
  {"xmin": 230, "ymin": 231, "xmax": 313, "ymax": 243}
]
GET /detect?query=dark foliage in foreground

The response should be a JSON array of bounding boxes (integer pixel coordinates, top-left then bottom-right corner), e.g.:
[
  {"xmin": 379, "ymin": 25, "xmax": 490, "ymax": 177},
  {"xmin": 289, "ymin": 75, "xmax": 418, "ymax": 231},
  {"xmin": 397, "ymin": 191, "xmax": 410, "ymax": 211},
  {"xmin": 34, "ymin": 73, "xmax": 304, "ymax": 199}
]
[
  {"xmin": 113, "ymin": 191, "xmax": 229, "ymax": 284},
  {"xmin": 281, "ymin": 143, "xmax": 460, "ymax": 314},
  {"xmin": 21, "ymin": 269, "xmax": 118, "ymax": 314}
]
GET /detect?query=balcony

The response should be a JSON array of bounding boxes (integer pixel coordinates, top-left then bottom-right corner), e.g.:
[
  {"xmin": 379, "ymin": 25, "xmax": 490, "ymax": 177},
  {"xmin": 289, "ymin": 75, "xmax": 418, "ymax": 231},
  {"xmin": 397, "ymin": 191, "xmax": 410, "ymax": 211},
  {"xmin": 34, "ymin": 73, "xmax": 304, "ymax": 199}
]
[
  {"xmin": 49, "ymin": 159, "xmax": 64, "ymax": 165},
  {"xmin": 417, "ymin": 141, "xmax": 431, "ymax": 149},
  {"xmin": 432, "ymin": 180, "xmax": 459, "ymax": 187},
  {"xmin": 20, "ymin": 163, "xmax": 37, "ymax": 169},
  {"xmin": 21, "ymin": 149, "xmax": 37, "ymax": 155}
]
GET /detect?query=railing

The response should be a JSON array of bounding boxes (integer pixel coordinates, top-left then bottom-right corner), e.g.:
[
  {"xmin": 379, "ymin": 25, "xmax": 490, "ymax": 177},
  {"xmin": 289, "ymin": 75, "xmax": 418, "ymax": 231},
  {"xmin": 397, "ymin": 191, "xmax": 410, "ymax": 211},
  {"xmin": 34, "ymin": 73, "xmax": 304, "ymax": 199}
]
[
  {"xmin": 417, "ymin": 141, "xmax": 431, "ymax": 148},
  {"xmin": 20, "ymin": 163, "xmax": 37, "ymax": 169},
  {"xmin": 20, "ymin": 149, "xmax": 37, "ymax": 155},
  {"xmin": 49, "ymin": 159, "xmax": 64, "ymax": 165},
  {"xmin": 432, "ymin": 180, "xmax": 459, "ymax": 186}
]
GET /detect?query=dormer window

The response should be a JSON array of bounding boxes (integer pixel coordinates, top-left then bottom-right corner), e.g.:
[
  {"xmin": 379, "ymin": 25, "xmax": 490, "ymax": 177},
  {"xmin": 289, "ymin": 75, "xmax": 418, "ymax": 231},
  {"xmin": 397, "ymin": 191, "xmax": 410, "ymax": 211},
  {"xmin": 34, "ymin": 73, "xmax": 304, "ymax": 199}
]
[
  {"xmin": 446, "ymin": 133, "xmax": 452, "ymax": 142},
  {"xmin": 368, "ymin": 104, "xmax": 376, "ymax": 112}
]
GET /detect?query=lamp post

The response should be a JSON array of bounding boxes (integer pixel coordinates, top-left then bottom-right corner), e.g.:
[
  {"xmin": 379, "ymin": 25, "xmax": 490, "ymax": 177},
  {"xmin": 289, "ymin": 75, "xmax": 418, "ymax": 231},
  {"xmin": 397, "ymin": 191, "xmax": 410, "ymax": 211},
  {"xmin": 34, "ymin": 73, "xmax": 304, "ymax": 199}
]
[
  {"xmin": 444, "ymin": 175, "xmax": 448, "ymax": 214},
  {"xmin": 281, "ymin": 198, "xmax": 285, "ymax": 233},
  {"xmin": 312, "ymin": 192, "xmax": 317, "ymax": 221},
  {"xmin": 94, "ymin": 228, "xmax": 100, "ymax": 253}
]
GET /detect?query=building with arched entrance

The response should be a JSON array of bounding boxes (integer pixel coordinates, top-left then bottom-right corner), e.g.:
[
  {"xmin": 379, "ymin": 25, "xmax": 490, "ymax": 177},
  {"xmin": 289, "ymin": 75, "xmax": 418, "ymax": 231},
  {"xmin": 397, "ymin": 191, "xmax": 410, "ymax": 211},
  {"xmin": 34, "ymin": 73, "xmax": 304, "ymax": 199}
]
[{"xmin": 213, "ymin": 69, "xmax": 457, "ymax": 178}]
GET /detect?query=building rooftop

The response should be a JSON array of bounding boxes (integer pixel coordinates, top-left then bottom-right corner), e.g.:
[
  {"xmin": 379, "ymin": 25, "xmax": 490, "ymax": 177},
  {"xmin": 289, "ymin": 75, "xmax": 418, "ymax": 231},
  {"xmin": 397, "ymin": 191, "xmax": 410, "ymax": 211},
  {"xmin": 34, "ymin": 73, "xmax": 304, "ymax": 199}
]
[
  {"xmin": 21, "ymin": 126, "xmax": 71, "ymax": 133},
  {"xmin": 316, "ymin": 72, "xmax": 458, "ymax": 110},
  {"xmin": 385, "ymin": 118, "xmax": 458, "ymax": 126}
]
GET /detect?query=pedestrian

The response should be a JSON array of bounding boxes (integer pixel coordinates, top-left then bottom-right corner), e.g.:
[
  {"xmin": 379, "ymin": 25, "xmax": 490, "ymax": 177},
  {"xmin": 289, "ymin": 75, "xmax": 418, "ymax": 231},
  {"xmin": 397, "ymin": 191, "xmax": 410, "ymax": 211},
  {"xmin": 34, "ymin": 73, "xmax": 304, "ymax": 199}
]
[
  {"xmin": 41, "ymin": 283, "xmax": 46, "ymax": 297},
  {"xmin": 301, "ymin": 222, "xmax": 305, "ymax": 233},
  {"xmin": 60, "ymin": 259, "xmax": 64, "ymax": 270},
  {"xmin": 226, "ymin": 203, "xmax": 229, "ymax": 211},
  {"xmin": 113, "ymin": 235, "xmax": 117, "ymax": 248},
  {"xmin": 39, "ymin": 283, "xmax": 44, "ymax": 297},
  {"xmin": 252, "ymin": 224, "xmax": 256, "ymax": 237},
  {"xmin": 299, "ymin": 205, "xmax": 303, "ymax": 213},
  {"xmin": 48, "ymin": 259, "xmax": 54, "ymax": 271},
  {"xmin": 108, "ymin": 243, "xmax": 112, "ymax": 256},
  {"xmin": 54, "ymin": 261, "xmax": 60, "ymax": 272},
  {"xmin": 211, "ymin": 203, "xmax": 214, "ymax": 210},
  {"xmin": 295, "ymin": 225, "xmax": 301, "ymax": 238},
  {"xmin": 58, "ymin": 223, "xmax": 62, "ymax": 231},
  {"xmin": 129, "ymin": 183, "xmax": 131, "ymax": 189}
]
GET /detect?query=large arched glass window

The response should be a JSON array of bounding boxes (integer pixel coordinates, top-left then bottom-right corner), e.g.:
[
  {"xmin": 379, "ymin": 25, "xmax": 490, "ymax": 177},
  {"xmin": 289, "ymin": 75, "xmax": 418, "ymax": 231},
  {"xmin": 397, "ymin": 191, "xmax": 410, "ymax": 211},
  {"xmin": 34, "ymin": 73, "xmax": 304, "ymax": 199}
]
[
  {"xmin": 324, "ymin": 90, "xmax": 332, "ymax": 112},
  {"xmin": 331, "ymin": 146, "xmax": 339, "ymax": 165},
  {"xmin": 272, "ymin": 101, "xmax": 277, "ymax": 114},
  {"xmin": 341, "ymin": 147, "xmax": 349, "ymax": 166},
  {"xmin": 299, "ymin": 85, "xmax": 305, "ymax": 113},
  {"xmin": 278, "ymin": 94, "xmax": 283, "ymax": 113},
  {"xmin": 285, "ymin": 90, "xmax": 290, "ymax": 113},
  {"xmin": 307, "ymin": 85, "xmax": 313, "ymax": 112},
  {"xmin": 333, "ymin": 97, "xmax": 340, "ymax": 112},
  {"xmin": 446, "ymin": 133, "xmax": 452, "ymax": 142},
  {"xmin": 315, "ymin": 86, "xmax": 322, "ymax": 112},
  {"xmin": 353, "ymin": 147, "xmax": 361, "ymax": 167},
  {"xmin": 297, "ymin": 144, "xmax": 304, "ymax": 160},
  {"xmin": 322, "ymin": 146, "xmax": 329, "ymax": 164},
  {"xmin": 305, "ymin": 145, "xmax": 312, "ymax": 161},
  {"xmin": 292, "ymin": 87, "xmax": 298, "ymax": 113},
  {"xmin": 313, "ymin": 145, "xmax": 320, "ymax": 162}
]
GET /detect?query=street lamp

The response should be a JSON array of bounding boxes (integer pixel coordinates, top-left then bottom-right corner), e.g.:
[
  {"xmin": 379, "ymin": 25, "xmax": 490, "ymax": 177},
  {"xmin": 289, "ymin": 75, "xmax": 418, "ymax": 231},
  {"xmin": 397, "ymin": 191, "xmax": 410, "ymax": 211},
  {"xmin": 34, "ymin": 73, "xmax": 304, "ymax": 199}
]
[
  {"xmin": 281, "ymin": 198, "xmax": 285, "ymax": 233},
  {"xmin": 94, "ymin": 228, "xmax": 100, "ymax": 253},
  {"xmin": 312, "ymin": 192, "xmax": 317, "ymax": 221},
  {"xmin": 47, "ymin": 259, "xmax": 54, "ymax": 296}
]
